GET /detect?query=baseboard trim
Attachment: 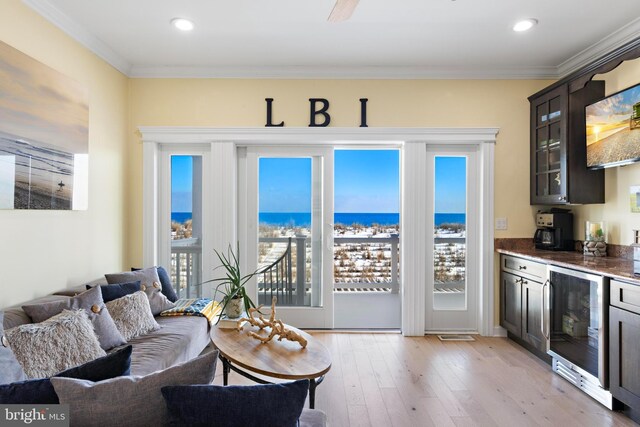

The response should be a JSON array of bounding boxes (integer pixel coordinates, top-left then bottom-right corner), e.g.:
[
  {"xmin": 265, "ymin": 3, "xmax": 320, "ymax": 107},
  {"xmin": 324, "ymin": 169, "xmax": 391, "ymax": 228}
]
[{"xmin": 493, "ymin": 326, "xmax": 508, "ymax": 337}]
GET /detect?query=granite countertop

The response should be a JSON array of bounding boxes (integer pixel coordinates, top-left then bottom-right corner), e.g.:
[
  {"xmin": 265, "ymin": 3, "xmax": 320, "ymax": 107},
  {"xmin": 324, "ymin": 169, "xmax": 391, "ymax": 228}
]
[{"xmin": 496, "ymin": 247, "xmax": 640, "ymax": 286}]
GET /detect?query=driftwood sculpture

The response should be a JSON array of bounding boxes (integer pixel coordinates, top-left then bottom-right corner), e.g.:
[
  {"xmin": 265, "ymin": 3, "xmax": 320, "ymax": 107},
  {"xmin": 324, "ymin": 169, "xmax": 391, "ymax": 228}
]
[{"xmin": 237, "ymin": 296, "xmax": 308, "ymax": 348}]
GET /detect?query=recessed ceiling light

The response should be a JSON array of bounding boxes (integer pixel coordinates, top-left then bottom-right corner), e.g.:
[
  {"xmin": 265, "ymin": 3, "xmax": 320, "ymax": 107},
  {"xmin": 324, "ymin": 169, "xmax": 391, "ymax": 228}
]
[
  {"xmin": 513, "ymin": 18, "xmax": 538, "ymax": 32},
  {"xmin": 171, "ymin": 18, "xmax": 194, "ymax": 32}
]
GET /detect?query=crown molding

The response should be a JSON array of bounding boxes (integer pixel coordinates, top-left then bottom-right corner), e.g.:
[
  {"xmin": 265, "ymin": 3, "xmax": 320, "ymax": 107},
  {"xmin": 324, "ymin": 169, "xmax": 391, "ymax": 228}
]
[
  {"xmin": 137, "ymin": 126, "xmax": 500, "ymax": 145},
  {"xmin": 21, "ymin": 0, "xmax": 639, "ymax": 81},
  {"xmin": 21, "ymin": 0, "xmax": 131, "ymax": 75},
  {"xmin": 129, "ymin": 65, "xmax": 557, "ymax": 80},
  {"xmin": 557, "ymin": 17, "xmax": 640, "ymax": 78}
]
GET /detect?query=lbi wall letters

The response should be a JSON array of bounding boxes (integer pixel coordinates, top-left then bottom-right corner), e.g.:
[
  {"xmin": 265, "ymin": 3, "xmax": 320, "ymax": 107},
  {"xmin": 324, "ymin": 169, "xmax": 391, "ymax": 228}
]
[{"xmin": 265, "ymin": 98, "xmax": 368, "ymax": 128}]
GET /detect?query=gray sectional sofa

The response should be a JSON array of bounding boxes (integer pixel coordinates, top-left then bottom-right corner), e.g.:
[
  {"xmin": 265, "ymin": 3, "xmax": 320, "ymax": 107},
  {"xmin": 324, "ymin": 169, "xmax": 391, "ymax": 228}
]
[{"xmin": 2, "ymin": 281, "xmax": 327, "ymax": 426}]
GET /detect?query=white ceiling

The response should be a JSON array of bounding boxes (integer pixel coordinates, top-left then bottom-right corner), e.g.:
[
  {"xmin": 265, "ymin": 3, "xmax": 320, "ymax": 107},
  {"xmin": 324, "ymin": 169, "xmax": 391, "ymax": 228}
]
[{"xmin": 23, "ymin": 0, "xmax": 640, "ymax": 79}]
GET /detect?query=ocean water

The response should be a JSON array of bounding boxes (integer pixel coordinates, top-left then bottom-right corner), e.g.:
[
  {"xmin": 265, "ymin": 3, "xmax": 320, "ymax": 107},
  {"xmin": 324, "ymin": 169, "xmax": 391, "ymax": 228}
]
[{"xmin": 172, "ymin": 212, "xmax": 465, "ymax": 227}]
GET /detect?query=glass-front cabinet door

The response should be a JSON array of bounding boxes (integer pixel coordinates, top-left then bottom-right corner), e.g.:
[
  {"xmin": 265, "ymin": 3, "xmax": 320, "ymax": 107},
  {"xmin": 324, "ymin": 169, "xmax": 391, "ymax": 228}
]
[{"xmin": 531, "ymin": 85, "xmax": 568, "ymax": 204}]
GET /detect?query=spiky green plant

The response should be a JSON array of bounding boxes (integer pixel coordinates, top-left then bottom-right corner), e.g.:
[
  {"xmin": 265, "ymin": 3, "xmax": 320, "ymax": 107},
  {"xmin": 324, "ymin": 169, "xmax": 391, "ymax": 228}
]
[{"xmin": 207, "ymin": 242, "xmax": 261, "ymax": 322}]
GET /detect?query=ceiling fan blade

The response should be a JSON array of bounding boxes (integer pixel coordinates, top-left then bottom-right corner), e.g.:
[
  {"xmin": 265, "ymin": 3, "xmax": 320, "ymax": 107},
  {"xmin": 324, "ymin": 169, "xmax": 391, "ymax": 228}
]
[{"xmin": 328, "ymin": 0, "xmax": 360, "ymax": 22}]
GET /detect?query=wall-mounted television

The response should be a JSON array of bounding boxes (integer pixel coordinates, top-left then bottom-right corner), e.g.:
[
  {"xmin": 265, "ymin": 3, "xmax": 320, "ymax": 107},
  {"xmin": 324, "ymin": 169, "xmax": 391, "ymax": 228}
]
[{"xmin": 586, "ymin": 82, "xmax": 640, "ymax": 169}]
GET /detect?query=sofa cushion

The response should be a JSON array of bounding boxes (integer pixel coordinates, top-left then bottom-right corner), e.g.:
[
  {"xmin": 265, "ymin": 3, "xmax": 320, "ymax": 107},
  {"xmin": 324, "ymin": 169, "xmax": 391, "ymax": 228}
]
[
  {"xmin": 0, "ymin": 311, "xmax": 26, "ymax": 384},
  {"xmin": 300, "ymin": 409, "xmax": 328, "ymax": 427},
  {"xmin": 162, "ymin": 380, "xmax": 309, "ymax": 427},
  {"xmin": 0, "ymin": 345, "xmax": 132, "ymax": 404},
  {"xmin": 51, "ymin": 350, "xmax": 218, "ymax": 427},
  {"xmin": 105, "ymin": 291, "xmax": 160, "ymax": 341},
  {"xmin": 5, "ymin": 309, "xmax": 106, "ymax": 378},
  {"xmin": 22, "ymin": 286, "xmax": 126, "ymax": 351},
  {"xmin": 90, "ymin": 281, "xmax": 142, "ymax": 303},
  {"xmin": 127, "ymin": 316, "xmax": 210, "ymax": 376},
  {"xmin": 105, "ymin": 267, "xmax": 175, "ymax": 315},
  {"xmin": 2, "ymin": 295, "xmax": 69, "ymax": 330}
]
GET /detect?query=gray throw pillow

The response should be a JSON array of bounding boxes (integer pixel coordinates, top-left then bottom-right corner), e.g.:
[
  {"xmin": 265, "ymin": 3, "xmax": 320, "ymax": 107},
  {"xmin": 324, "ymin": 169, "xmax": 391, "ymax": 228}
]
[
  {"xmin": 22, "ymin": 286, "xmax": 126, "ymax": 351},
  {"xmin": 0, "ymin": 311, "xmax": 27, "ymax": 384},
  {"xmin": 51, "ymin": 350, "xmax": 218, "ymax": 427},
  {"xmin": 5, "ymin": 309, "xmax": 106, "ymax": 379},
  {"xmin": 105, "ymin": 291, "xmax": 160, "ymax": 341},
  {"xmin": 105, "ymin": 268, "xmax": 175, "ymax": 315}
]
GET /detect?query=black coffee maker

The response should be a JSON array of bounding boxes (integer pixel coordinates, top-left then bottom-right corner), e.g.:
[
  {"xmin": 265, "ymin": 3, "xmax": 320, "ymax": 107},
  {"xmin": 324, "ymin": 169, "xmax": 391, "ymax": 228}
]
[{"xmin": 534, "ymin": 208, "xmax": 574, "ymax": 251}]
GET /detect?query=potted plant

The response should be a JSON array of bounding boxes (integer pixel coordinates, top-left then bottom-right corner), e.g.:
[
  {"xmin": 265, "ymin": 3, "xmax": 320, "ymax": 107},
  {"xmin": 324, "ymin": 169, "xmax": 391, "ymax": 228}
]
[{"xmin": 210, "ymin": 243, "xmax": 261, "ymax": 320}]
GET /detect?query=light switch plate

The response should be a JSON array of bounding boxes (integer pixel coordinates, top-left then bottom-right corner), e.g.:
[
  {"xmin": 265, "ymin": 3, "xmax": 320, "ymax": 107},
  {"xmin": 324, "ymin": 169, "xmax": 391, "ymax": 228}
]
[{"xmin": 495, "ymin": 217, "xmax": 508, "ymax": 230}]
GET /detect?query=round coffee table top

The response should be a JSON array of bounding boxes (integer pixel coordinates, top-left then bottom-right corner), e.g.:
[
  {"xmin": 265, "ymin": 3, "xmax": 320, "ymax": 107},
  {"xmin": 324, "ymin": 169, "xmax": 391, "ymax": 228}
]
[{"xmin": 210, "ymin": 324, "xmax": 331, "ymax": 380}]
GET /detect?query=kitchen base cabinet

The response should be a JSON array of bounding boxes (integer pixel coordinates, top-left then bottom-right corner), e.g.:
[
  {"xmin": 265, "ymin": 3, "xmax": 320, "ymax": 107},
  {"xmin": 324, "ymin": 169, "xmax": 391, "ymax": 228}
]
[
  {"xmin": 522, "ymin": 279, "xmax": 545, "ymax": 352},
  {"xmin": 500, "ymin": 272, "xmax": 522, "ymax": 336},
  {"xmin": 500, "ymin": 255, "xmax": 549, "ymax": 360},
  {"xmin": 609, "ymin": 279, "xmax": 640, "ymax": 421}
]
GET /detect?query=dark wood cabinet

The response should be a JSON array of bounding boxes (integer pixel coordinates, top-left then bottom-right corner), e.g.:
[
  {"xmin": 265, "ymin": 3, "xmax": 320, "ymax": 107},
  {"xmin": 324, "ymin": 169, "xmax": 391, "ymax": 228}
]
[
  {"xmin": 522, "ymin": 279, "xmax": 545, "ymax": 352},
  {"xmin": 610, "ymin": 279, "xmax": 640, "ymax": 414},
  {"xmin": 501, "ymin": 271, "xmax": 522, "ymax": 336},
  {"xmin": 500, "ymin": 255, "xmax": 547, "ymax": 354},
  {"xmin": 529, "ymin": 81, "xmax": 605, "ymax": 205},
  {"xmin": 610, "ymin": 306, "xmax": 640, "ymax": 410}
]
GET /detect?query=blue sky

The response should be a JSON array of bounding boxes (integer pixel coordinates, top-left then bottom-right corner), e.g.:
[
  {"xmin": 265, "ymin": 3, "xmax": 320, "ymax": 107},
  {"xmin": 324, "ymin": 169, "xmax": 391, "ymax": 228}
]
[
  {"xmin": 172, "ymin": 151, "xmax": 466, "ymax": 214},
  {"xmin": 435, "ymin": 156, "xmax": 466, "ymax": 213},
  {"xmin": 171, "ymin": 156, "xmax": 193, "ymax": 212}
]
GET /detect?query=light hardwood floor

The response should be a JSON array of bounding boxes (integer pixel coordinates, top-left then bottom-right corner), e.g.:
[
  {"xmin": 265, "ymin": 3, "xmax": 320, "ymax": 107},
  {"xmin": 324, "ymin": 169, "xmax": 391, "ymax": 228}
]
[{"xmin": 214, "ymin": 333, "xmax": 637, "ymax": 427}]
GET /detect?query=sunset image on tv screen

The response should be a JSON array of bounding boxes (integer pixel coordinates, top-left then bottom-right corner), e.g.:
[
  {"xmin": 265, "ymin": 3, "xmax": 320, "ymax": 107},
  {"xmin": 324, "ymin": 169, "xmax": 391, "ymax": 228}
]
[{"xmin": 586, "ymin": 83, "xmax": 640, "ymax": 168}]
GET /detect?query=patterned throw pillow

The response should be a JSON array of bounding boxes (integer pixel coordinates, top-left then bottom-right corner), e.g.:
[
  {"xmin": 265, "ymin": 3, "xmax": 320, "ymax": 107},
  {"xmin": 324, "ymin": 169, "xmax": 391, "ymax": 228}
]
[
  {"xmin": 105, "ymin": 268, "xmax": 175, "ymax": 315},
  {"xmin": 22, "ymin": 286, "xmax": 126, "ymax": 351},
  {"xmin": 106, "ymin": 291, "xmax": 160, "ymax": 341},
  {"xmin": 161, "ymin": 380, "xmax": 310, "ymax": 427},
  {"xmin": 51, "ymin": 350, "xmax": 219, "ymax": 427},
  {"xmin": 4, "ymin": 309, "xmax": 106, "ymax": 379}
]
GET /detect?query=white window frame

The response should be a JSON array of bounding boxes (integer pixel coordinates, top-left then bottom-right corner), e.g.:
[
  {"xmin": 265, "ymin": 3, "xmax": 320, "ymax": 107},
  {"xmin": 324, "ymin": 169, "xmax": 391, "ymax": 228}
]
[{"xmin": 140, "ymin": 127, "xmax": 497, "ymax": 336}]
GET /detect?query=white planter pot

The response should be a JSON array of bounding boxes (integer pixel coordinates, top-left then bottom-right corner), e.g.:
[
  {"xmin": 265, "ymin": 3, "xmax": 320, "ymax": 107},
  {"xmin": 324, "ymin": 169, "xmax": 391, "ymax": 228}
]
[{"xmin": 225, "ymin": 297, "xmax": 244, "ymax": 318}]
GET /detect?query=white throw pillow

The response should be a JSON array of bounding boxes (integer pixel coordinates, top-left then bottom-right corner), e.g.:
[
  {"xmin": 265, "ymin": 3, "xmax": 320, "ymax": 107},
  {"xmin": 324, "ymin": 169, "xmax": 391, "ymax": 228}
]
[
  {"xmin": 4, "ymin": 309, "xmax": 106, "ymax": 379},
  {"xmin": 106, "ymin": 291, "xmax": 160, "ymax": 341}
]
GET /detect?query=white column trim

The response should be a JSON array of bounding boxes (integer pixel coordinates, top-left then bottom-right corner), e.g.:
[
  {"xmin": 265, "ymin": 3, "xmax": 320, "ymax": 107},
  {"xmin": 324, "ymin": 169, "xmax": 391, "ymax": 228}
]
[
  {"xmin": 142, "ymin": 141, "xmax": 159, "ymax": 267},
  {"xmin": 479, "ymin": 141, "xmax": 496, "ymax": 336},
  {"xmin": 139, "ymin": 126, "xmax": 499, "ymax": 336},
  {"xmin": 401, "ymin": 143, "xmax": 428, "ymax": 336}
]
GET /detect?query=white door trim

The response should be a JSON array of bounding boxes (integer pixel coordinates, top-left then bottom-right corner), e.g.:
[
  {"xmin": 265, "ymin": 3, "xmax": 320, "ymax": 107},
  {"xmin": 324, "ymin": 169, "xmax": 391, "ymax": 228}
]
[{"xmin": 140, "ymin": 127, "xmax": 498, "ymax": 336}]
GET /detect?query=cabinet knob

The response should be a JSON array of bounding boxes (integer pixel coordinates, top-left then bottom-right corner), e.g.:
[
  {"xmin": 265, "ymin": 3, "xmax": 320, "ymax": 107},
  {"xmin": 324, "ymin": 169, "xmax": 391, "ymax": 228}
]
[
  {"xmin": 558, "ymin": 196, "xmax": 567, "ymax": 201},
  {"xmin": 519, "ymin": 265, "xmax": 527, "ymax": 270}
]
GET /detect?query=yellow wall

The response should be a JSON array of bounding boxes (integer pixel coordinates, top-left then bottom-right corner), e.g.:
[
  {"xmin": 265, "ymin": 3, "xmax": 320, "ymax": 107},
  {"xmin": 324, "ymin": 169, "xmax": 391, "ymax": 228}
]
[
  {"xmin": 128, "ymin": 78, "xmax": 552, "ymax": 266},
  {"xmin": 571, "ymin": 58, "xmax": 640, "ymax": 245},
  {"xmin": 0, "ymin": 1, "xmax": 129, "ymax": 308}
]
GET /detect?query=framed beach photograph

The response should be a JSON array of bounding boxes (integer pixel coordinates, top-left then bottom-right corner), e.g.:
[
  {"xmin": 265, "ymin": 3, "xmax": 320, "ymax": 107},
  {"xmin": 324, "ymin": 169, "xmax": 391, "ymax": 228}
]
[
  {"xmin": 631, "ymin": 186, "xmax": 640, "ymax": 213},
  {"xmin": 0, "ymin": 41, "xmax": 88, "ymax": 210}
]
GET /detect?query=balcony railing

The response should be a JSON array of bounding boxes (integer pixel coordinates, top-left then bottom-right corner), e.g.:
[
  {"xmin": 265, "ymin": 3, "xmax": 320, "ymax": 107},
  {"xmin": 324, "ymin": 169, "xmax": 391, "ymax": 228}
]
[
  {"xmin": 170, "ymin": 238, "xmax": 201, "ymax": 299},
  {"xmin": 169, "ymin": 234, "xmax": 464, "ymax": 304}
]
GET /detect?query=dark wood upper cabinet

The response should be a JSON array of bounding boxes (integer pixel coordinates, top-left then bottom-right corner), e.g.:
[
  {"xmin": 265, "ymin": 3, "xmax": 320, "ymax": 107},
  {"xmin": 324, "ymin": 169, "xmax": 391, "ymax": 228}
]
[
  {"xmin": 529, "ymin": 81, "xmax": 605, "ymax": 205},
  {"xmin": 528, "ymin": 37, "xmax": 640, "ymax": 206}
]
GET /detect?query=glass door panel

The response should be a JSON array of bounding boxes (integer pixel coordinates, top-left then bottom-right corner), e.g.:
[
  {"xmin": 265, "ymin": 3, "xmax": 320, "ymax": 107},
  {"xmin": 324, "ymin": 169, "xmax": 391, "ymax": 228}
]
[
  {"xmin": 433, "ymin": 156, "xmax": 467, "ymax": 311},
  {"xmin": 426, "ymin": 146, "xmax": 478, "ymax": 332},
  {"xmin": 170, "ymin": 155, "xmax": 203, "ymax": 298},
  {"xmin": 243, "ymin": 147, "xmax": 333, "ymax": 329},
  {"xmin": 258, "ymin": 158, "xmax": 316, "ymax": 307}
]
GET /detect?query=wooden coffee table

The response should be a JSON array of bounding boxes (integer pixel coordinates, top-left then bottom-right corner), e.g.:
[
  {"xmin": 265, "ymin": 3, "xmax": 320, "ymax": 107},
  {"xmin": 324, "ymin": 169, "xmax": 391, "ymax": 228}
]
[{"xmin": 210, "ymin": 324, "xmax": 331, "ymax": 409}]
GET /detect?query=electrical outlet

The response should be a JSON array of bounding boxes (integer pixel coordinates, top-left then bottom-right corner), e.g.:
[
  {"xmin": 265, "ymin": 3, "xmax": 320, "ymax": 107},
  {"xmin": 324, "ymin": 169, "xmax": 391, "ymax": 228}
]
[{"xmin": 495, "ymin": 217, "xmax": 508, "ymax": 230}]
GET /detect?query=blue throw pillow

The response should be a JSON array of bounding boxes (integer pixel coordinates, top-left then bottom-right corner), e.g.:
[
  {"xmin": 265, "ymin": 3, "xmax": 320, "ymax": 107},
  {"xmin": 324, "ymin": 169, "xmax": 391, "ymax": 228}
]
[
  {"xmin": 87, "ymin": 281, "xmax": 142, "ymax": 303},
  {"xmin": 132, "ymin": 266, "xmax": 178, "ymax": 302},
  {"xmin": 162, "ymin": 380, "xmax": 309, "ymax": 427},
  {"xmin": 0, "ymin": 345, "xmax": 132, "ymax": 404}
]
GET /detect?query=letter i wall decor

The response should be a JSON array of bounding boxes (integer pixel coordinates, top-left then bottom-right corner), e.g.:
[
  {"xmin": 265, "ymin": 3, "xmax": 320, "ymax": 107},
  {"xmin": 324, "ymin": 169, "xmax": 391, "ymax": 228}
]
[{"xmin": 0, "ymin": 41, "xmax": 89, "ymax": 210}]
